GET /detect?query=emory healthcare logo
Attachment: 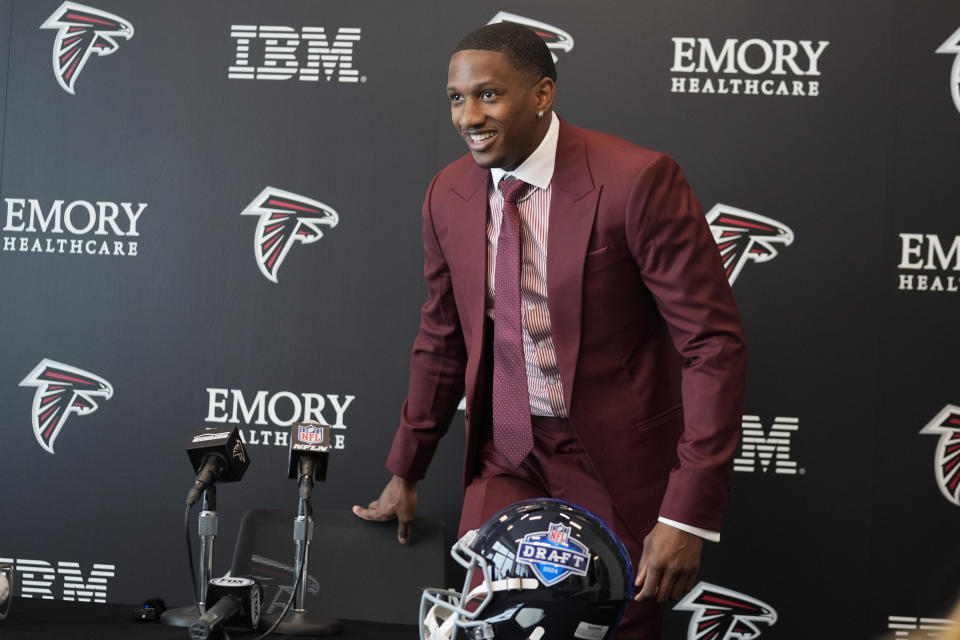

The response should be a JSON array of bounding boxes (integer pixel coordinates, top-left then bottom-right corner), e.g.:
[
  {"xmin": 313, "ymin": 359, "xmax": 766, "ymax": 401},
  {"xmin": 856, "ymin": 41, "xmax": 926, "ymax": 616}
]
[
  {"xmin": 241, "ymin": 187, "xmax": 339, "ymax": 283},
  {"xmin": 515, "ymin": 522, "xmax": 590, "ymax": 587},
  {"xmin": 936, "ymin": 27, "xmax": 960, "ymax": 115},
  {"xmin": 706, "ymin": 204, "xmax": 794, "ymax": 285},
  {"xmin": 205, "ymin": 387, "xmax": 355, "ymax": 450},
  {"xmin": 2, "ymin": 197, "xmax": 147, "ymax": 257},
  {"xmin": 19, "ymin": 359, "xmax": 113, "ymax": 454},
  {"xmin": 671, "ymin": 37, "xmax": 828, "ymax": 97},
  {"xmin": 919, "ymin": 404, "xmax": 960, "ymax": 507},
  {"xmin": 487, "ymin": 12, "xmax": 573, "ymax": 62},
  {"xmin": 40, "ymin": 2, "xmax": 133, "ymax": 95},
  {"xmin": 897, "ymin": 233, "xmax": 960, "ymax": 293},
  {"xmin": 674, "ymin": 582, "xmax": 777, "ymax": 640}
]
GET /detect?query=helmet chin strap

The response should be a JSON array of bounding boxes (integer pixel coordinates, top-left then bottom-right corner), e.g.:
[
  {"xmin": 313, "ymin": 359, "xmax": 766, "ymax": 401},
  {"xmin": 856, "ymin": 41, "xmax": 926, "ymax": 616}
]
[{"xmin": 465, "ymin": 577, "xmax": 540, "ymax": 601}]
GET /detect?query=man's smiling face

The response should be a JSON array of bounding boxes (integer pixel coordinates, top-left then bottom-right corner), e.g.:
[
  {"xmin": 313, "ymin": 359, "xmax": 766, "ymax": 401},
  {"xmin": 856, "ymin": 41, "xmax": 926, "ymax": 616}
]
[{"xmin": 447, "ymin": 49, "xmax": 553, "ymax": 171}]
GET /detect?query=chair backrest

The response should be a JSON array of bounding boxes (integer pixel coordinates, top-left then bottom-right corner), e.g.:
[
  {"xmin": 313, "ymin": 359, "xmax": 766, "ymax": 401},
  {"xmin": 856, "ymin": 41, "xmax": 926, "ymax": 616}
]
[{"xmin": 230, "ymin": 508, "xmax": 446, "ymax": 625}]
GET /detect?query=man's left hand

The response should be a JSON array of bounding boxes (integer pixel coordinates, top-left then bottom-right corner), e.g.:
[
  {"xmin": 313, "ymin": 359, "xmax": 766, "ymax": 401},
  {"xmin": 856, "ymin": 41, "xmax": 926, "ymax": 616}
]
[{"xmin": 635, "ymin": 522, "xmax": 703, "ymax": 603}]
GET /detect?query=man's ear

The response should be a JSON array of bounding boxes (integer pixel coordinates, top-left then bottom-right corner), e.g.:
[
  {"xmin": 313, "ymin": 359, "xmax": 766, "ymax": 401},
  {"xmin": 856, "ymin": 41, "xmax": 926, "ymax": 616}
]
[{"xmin": 534, "ymin": 77, "xmax": 556, "ymax": 113}]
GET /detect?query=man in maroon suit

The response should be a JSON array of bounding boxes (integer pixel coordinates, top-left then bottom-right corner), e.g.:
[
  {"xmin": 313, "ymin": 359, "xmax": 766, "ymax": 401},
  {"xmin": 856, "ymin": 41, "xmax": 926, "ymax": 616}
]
[{"xmin": 354, "ymin": 22, "xmax": 746, "ymax": 638}]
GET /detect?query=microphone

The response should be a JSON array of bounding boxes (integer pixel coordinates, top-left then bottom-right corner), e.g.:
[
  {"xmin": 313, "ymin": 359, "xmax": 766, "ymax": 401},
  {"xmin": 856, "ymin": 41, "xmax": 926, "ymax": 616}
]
[
  {"xmin": 288, "ymin": 422, "xmax": 331, "ymax": 501},
  {"xmin": 0, "ymin": 564, "xmax": 12, "ymax": 621},
  {"xmin": 185, "ymin": 427, "xmax": 250, "ymax": 507},
  {"xmin": 187, "ymin": 576, "xmax": 261, "ymax": 640}
]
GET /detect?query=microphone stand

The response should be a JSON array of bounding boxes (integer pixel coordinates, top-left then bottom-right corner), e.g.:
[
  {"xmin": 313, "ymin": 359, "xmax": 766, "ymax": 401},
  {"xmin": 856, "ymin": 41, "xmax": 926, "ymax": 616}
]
[
  {"xmin": 260, "ymin": 469, "xmax": 341, "ymax": 635},
  {"xmin": 198, "ymin": 484, "xmax": 218, "ymax": 610},
  {"xmin": 160, "ymin": 485, "xmax": 218, "ymax": 627}
]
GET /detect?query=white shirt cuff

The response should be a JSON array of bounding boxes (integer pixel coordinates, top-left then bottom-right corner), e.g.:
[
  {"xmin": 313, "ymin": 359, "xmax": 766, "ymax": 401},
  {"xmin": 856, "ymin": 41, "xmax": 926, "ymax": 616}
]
[{"xmin": 657, "ymin": 517, "xmax": 721, "ymax": 542}]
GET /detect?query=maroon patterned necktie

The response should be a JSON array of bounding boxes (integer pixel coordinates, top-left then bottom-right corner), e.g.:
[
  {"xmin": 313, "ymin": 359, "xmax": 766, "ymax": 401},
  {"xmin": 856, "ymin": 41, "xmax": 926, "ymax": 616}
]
[{"xmin": 493, "ymin": 176, "xmax": 533, "ymax": 467}]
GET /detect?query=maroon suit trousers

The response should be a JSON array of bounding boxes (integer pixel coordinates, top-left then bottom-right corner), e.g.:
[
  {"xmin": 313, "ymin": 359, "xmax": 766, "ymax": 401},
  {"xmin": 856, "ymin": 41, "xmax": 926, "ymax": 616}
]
[{"xmin": 459, "ymin": 416, "xmax": 664, "ymax": 640}]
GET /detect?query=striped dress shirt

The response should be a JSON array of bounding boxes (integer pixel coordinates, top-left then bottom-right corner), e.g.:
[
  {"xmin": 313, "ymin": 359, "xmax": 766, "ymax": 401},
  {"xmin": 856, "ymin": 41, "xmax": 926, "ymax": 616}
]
[{"xmin": 487, "ymin": 114, "xmax": 565, "ymax": 417}]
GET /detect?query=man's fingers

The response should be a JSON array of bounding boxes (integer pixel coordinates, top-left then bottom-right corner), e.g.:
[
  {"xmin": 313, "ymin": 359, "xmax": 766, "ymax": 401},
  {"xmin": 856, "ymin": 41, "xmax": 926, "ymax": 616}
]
[
  {"xmin": 669, "ymin": 573, "xmax": 691, "ymax": 602},
  {"xmin": 634, "ymin": 542, "xmax": 651, "ymax": 589},
  {"xmin": 353, "ymin": 475, "xmax": 417, "ymax": 544},
  {"xmin": 351, "ymin": 504, "xmax": 373, "ymax": 519},
  {"xmin": 397, "ymin": 519, "xmax": 412, "ymax": 544},
  {"xmin": 636, "ymin": 565, "xmax": 662, "ymax": 601},
  {"xmin": 656, "ymin": 571, "xmax": 676, "ymax": 604},
  {"xmin": 352, "ymin": 502, "xmax": 391, "ymax": 521},
  {"xmin": 634, "ymin": 561, "xmax": 647, "ymax": 592}
]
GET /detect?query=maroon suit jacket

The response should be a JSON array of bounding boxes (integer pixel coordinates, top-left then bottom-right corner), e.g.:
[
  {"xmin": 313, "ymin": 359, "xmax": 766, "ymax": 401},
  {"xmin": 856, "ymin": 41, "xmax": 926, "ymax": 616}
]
[{"xmin": 387, "ymin": 119, "xmax": 747, "ymax": 536}]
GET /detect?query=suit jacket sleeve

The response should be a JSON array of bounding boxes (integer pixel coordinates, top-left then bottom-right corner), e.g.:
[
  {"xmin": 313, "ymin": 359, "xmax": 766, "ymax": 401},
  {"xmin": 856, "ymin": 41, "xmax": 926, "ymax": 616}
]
[
  {"xmin": 626, "ymin": 154, "xmax": 747, "ymax": 530},
  {"xmin": 386, "ymin": 173, "xmax": 468, "ymax": 480}
]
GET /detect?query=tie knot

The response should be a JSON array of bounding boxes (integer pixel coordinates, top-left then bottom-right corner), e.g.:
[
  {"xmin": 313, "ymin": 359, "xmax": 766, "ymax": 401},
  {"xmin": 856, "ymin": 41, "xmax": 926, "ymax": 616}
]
[{"xmin": 499, "ymin": 177, "xmax": 528, "ymax": 204}]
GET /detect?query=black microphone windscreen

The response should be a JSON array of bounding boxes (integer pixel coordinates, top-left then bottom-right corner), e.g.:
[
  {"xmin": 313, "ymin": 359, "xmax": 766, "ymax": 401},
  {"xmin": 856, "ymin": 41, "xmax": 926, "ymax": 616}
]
[{"xmin": 186, "ymin": 427, "xmax": 250, "ymax": 484}]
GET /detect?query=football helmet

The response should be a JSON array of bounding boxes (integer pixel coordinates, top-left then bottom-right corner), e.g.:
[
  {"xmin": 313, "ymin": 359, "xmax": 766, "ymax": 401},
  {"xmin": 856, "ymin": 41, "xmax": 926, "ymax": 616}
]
[{"xmin": 420, "ymin": 498, "xmax": 634, "ymax": 640}]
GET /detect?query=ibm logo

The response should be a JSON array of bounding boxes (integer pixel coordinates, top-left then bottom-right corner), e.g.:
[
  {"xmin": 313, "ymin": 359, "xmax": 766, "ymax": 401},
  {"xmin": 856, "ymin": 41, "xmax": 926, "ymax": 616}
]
[
  {"xmin": 887, "ymin": 615, "xmax": 954, "ymax": 638},
  {"xmin": 0, "ymin": 558, "xmax": 115, "ymax": 603},
  {"xmin": 228, "ymin": 25, "xmax": 362, "ymax": 83},
  {"xmin": 733, "ymin": 416, "xmax": 800, "ymax": 475}
]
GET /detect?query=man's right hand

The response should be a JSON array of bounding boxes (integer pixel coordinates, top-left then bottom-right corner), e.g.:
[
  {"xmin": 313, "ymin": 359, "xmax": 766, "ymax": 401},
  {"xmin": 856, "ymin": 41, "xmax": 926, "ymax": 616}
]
[{"xmin": 352, "ymin": 474, "xmax": 419, "ymax": 544}]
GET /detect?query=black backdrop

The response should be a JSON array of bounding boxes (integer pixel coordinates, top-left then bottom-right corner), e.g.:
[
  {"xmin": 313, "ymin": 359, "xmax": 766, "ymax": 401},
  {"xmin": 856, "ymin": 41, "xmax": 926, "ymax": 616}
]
[{"xmin": 1, "ymin": 1, "xmax": 958, "ymax": 637}]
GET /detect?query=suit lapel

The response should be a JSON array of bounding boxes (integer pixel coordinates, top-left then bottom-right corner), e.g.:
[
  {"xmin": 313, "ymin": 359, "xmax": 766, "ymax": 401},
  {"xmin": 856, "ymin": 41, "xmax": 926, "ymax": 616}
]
[
  {"xmin": 547, "ymin": 121, "xmax": 597, "ymax": 413},
  {"xmin": 449, "ymin": 163, "xmax": 490, "ymax": 400}
]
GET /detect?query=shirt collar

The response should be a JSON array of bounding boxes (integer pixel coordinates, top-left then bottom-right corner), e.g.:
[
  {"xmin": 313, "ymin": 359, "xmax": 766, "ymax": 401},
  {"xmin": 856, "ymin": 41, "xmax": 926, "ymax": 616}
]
[{"xmin": 490, "ymin": 112, "xmax": 559, "ymax": 190}]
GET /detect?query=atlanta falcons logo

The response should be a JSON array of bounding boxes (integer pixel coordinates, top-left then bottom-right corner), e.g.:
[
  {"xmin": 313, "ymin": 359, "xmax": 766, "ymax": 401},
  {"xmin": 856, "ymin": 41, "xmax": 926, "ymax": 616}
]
[
  {"xmin": 233, "ymin": 441, "xmax": 247, "ymax": 464},
  {"xmin": 936, "ymin": 27, "xmax": 960, "ymax": 115},
  {"xmin": 675, "ymin": 582, "xmax": 777, "ymax": 640},
  {"xmin": 19, "ymin": 359, "xmax": 113, "ymax": 454},
  {"xmin": 40, "ymin": 2, "xmax": 134, "ymax": 95},
  {"xmin": 705, "ymin": 204, "xmax": 794, "ymax": 285},
  {"xmin": 487, "ymin": 12, "xmax": 573, "ymax": 62},
  {"xmin": 241, "ymin": 187, "xmax": 340, "ymax": 283},
  {"xmin": 919, "ymin": 404, "xmax": 960, "ymax": 507}
]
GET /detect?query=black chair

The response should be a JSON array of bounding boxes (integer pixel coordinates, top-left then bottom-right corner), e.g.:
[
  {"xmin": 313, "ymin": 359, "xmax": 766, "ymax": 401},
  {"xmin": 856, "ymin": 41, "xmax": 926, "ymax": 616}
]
[{"xmin": 229, "ymin": 509, "xmax": 446, "ymax": 625}]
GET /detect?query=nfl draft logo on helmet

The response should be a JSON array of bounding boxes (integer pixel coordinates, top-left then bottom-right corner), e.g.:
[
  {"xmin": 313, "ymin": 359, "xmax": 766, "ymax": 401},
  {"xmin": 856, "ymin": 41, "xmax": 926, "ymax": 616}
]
[
  {"xmin": 674, "ymin": 582, "xmax": 777, "ymax": 640},
  {"xmin": 241, "ymin": 187, "xmax": 339, "ymax": 283},
  {"xmin": 706, "ymin": 204, "xmax": 794, "ymax": 285},
  {"xmin": 40, "ymin": 2, "xmax": 133, "ymax": 95},
  {"xmin": 936, "ymin": 27, "xmax": 960, "ymax": 115},
  {"xmin": 919, "ymin": 404, "xmax": 960, "ymax": 507},
  {"xmin": 19, "ymin": 359, "xmax": 113, "ymax": 454},
  {"xmin": 487, "ymin": 12, "xmax": 573, "ymax": 62},
  {"xmin": 516, "ymin": 521, "xmax": 591, "ymax": 586},
  {"xmin": 420, "ymin": 499, "xmax": 632, "ymax": 640}
]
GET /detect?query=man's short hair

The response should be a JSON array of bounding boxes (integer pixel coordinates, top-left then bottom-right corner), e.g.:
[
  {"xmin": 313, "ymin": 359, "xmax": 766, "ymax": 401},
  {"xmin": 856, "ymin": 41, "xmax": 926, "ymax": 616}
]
[{"xmin": 454, "ymin": 23, "xmax": 557, "ymax": 82}]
